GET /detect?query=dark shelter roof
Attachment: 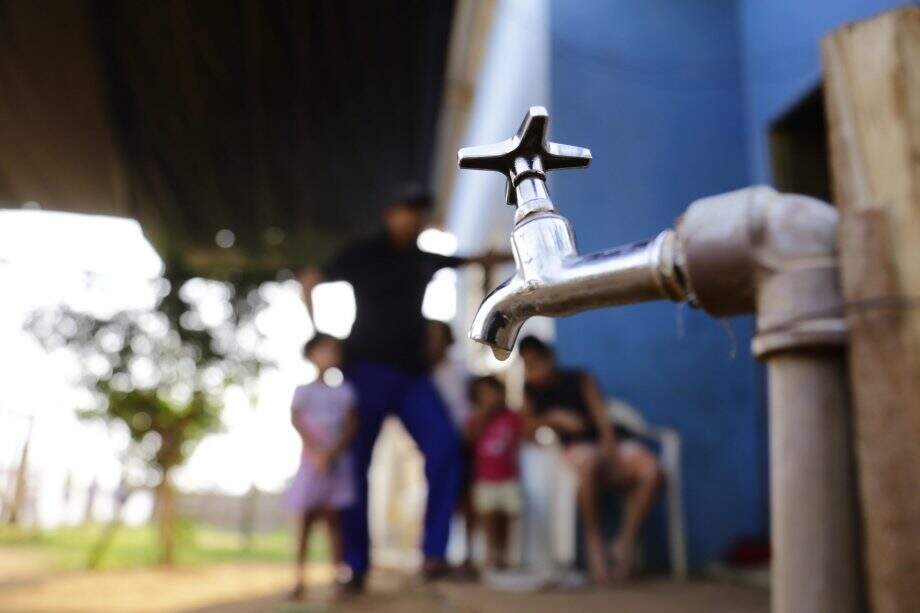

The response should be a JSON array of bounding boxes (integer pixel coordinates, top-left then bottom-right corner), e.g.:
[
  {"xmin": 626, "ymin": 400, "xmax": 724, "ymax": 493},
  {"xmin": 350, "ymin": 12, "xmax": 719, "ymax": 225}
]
[{"xmin": 0, "ymin": 0, "xmax": 454, "ymax": 277}]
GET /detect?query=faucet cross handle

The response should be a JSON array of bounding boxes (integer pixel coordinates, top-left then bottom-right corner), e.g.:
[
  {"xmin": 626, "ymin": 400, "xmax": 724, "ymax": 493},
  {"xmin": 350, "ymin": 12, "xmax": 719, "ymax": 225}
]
[{"xmin": 457, "ymin": 106, "xmax": 592, "ymax": 207}]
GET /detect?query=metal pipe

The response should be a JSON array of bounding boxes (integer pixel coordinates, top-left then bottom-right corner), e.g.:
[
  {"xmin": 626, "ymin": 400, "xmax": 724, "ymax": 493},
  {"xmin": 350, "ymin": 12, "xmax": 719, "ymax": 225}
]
[
  {"xmin": 765, "ymin": 352, "xmax": 861, "ymax": 613},
  {"xmin": 682, "ymin": 187, "xmax": 860, "ymax": 613},
  {"xmin": 458, "ymin": 109, "xmax": 862, "ymax": 611},
  {"xmin": 470, "ymin": 217, "xmax": 685, "ymax": 357}
]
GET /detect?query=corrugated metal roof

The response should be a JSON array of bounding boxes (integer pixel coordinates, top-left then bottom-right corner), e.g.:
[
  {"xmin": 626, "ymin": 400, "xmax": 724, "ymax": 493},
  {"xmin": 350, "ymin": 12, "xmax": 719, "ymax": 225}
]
[{"xmin": 0, "ymin": 0, "xmax": 454, "ymax": 276}]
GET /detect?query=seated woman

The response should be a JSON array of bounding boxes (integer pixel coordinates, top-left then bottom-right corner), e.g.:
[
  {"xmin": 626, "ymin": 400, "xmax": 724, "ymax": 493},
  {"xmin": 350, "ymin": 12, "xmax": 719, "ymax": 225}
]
[{"xmin": 518, "ymin": 336, "xmax": 663, "ymax": 584}]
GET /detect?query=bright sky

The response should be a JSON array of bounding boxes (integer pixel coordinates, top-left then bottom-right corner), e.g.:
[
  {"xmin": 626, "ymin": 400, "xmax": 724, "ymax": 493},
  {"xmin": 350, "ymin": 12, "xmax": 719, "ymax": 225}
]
[{"xmin": 0, "ymin": 210, "xmax": 457, "ymax": 527}]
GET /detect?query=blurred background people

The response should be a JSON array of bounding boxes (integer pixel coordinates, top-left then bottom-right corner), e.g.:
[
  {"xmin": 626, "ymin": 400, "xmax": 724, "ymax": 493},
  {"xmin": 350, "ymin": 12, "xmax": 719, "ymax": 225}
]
[
  {"xmin": 426, "ymin": 321, "xmax": 473, "ymax": 450},
  {"xmin": 299, "ymin": 188, "xmax": 508, "ymax": 588},
  {"xmin": 426, "ymin": 320, "xmax": 477, "ymax": 575},
  {"xmin": 519, "ymin": 336, "xmax": 663, "ymax": 584},
  {"xmin": 466, "ymin": 376, "xmax": 522, "ymax": 572},
  {"xmin": 285, "ymin": 334, "xmax": 358, "ymax": 601}
]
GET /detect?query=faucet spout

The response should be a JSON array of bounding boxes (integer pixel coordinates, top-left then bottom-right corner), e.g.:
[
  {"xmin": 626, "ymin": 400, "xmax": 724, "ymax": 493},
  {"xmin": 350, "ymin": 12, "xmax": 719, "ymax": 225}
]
[
  {"xmin": 469, "ymin": 280, "xmax": 527, "ymax": 361},
  {"xmin": 458, "ymin": 107, "xmax": 686, "ymax": 358},
  {"xmin": 470, "ymin": 211, "xmax": 687, "ymax": 358}
]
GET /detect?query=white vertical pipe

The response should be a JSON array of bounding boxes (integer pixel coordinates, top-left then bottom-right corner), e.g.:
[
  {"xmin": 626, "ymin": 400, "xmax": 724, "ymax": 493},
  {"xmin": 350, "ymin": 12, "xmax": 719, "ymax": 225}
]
[{"xmin": 767, "ymin": 351, "xmax": 861, "ymax": 613}]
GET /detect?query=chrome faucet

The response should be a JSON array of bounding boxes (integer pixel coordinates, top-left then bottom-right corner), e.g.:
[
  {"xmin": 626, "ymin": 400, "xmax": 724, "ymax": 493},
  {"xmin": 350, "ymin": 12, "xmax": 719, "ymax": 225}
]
[
  {"xmin": 460, "ymin": 108, "xmax": 858, "ymax": 613},
  {"xmin": 458, "ymin": 107, "xmax": 687, "ymax": 359}
]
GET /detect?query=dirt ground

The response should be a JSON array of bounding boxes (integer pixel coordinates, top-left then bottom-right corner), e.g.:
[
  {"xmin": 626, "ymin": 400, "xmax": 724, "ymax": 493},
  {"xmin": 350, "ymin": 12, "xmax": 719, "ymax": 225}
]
[{"xmin": 0, "ymin": 549, "xmax": 768, "ymax": 613}]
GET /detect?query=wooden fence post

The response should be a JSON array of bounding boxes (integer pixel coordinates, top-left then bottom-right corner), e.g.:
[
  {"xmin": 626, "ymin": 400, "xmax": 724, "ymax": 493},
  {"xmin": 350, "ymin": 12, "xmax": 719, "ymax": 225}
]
[{"xmin": 822, "ymin": 6, "xmax": 920, "ymax": 612}]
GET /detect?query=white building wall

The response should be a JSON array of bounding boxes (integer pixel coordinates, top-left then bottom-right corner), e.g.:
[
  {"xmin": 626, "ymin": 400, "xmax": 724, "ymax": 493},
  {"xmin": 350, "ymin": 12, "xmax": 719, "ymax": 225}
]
[
  {"xmin": 446, "ymin": 0, "xmax": 551, "ymax": 254},
  {"xmin": 442, "ymin": 0, "xmax": 576, "ymax": 571}
]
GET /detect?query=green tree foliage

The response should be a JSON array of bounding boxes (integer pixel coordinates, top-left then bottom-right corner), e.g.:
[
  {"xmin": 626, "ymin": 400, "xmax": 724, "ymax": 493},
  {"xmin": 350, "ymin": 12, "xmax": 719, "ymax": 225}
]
[{"xmin": 26, "ymin": 266, "xmax": 274, "ymax": 564}]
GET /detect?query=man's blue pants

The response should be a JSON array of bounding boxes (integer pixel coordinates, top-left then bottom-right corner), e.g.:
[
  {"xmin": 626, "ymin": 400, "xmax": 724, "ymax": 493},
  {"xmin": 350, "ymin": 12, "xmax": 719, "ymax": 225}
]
[{"xmin": 343, "ymin": 361, "xmax": 460, "ymax": 577}]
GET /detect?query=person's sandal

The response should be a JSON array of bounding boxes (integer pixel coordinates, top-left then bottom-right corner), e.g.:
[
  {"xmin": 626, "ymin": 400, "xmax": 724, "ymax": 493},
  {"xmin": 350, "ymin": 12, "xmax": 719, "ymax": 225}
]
[
  {"xmin": 422, "ymin": 559, "xmax": 452, "ymax": 581},
  {"xmin": 607, "ymin": 542, "xmax": 636, "ymax": 583},
  {"xmin": 286, "ymin": 583, "xmax": 306, "ymax": 602},
  {"xmin": 449, "ymin": 561, "xmax": 480, "ymax": 582},
  {"xmin": 337, "ymin": 573, "xmax": 366, "ymax": 596}
]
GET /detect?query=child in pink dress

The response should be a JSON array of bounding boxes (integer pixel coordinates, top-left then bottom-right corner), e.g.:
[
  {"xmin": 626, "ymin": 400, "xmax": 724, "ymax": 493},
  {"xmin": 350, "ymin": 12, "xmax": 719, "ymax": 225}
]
[
  {"xmin": 466, "ymin": 375, "xmax": 522, "ymax": 570},
  {"xmin": 286, "ymin": 333, "xmax": 358, "ymax": 600}
]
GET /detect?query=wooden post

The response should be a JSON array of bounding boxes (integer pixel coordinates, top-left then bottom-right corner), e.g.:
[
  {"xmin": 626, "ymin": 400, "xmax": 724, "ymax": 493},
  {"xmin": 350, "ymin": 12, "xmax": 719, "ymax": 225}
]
[{"xmin": 822, "ymin": 6, "xmax": 920, "ymax": 612}]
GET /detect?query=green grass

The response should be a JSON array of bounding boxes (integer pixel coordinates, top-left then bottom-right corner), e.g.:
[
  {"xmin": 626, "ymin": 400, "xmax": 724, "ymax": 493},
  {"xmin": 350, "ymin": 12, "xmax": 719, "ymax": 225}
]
[{"xmin": 0, "ymin": 520, "xmax": 328, "ymax": 571}]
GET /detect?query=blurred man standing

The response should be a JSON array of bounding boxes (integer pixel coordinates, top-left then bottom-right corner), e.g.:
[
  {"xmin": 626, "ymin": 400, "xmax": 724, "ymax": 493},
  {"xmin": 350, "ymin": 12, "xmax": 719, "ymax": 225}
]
[{"xmin": 299, "ymin": 188, "xmax": 505, "ymax": 590}]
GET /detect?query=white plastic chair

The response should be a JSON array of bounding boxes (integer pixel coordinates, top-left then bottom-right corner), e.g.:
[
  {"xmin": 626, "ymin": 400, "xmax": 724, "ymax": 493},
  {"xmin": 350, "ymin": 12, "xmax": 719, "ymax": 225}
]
[
  {"xmin": 516, "ymin": 401, "xmax": 688, "ymax": 581},
  {"xmin": 607, "ymin": 398, "xmax": 688, "ymax": 580}
]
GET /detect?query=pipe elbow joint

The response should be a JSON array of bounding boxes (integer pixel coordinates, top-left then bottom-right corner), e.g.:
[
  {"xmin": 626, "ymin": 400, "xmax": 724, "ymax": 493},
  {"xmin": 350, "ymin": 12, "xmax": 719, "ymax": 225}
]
[{"xmin": 676, "ymin": 185, "xmax": 844, "ymax": 357}]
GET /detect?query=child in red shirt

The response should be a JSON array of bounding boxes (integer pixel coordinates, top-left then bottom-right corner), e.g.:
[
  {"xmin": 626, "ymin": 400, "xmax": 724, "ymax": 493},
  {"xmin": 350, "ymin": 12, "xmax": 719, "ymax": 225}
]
[{"xmin": 466, "ymin": 376, "xmax": 522, "ymax": 570}]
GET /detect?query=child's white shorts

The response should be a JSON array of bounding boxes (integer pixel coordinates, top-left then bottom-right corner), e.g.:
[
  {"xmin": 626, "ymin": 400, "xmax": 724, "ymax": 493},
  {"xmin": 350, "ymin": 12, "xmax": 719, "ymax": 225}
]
[{"xmin": 473, "ymin": 480, "xmax": 522, "ymax": 515}]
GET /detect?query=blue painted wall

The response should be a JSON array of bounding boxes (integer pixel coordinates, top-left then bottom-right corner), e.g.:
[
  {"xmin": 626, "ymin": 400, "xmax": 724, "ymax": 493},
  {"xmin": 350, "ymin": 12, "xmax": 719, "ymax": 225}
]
[
  {"xmin": 550, "ymin": 0, "xmax": 908, "ymax": 568},
  {"xmin": 739, "ymin": 0, "xmax": 906, "ymax": 182},
  {"xmin": 550, "ymin": 0, "xmax": 759, "ymax": 568}
]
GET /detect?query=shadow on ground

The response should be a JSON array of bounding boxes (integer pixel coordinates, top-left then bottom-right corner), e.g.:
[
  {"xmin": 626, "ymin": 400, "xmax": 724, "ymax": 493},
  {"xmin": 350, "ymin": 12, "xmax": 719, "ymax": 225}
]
[
  {"xmin": 0, "ymin": 548, "xmax": 767, "ymax": 613},
  {"xmin": 188, "ymin": 576, "xmax": 769, "ymax": 613}
]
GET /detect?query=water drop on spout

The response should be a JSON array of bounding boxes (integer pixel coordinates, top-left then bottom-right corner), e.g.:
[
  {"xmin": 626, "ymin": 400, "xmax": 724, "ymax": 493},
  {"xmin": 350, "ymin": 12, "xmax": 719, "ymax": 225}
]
[{"xmin": 491, "ymin": 346, "xmax": 512, "ymax": 361}]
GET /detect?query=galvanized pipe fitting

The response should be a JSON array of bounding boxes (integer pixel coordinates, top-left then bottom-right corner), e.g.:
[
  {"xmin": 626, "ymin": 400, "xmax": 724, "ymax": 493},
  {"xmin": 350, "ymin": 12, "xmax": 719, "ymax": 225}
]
[
  {"xmin": 676, "ymin": 185, "xmax": 847, "ymax": 356},
  {"xmin": 677, "ymin": 186, "xmax": 860, "ymax": 613},
  {"xmin": 460, "ymin": 109, "xmax": 860, "ymax": 612}
]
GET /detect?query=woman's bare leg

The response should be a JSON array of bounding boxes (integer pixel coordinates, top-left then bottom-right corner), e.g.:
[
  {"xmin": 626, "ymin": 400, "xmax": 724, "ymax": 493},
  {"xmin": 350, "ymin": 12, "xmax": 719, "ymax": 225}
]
[
  {"xmin": 291, "ymin": 510, "xmax": 317, "ymax": 600},
  {"xmin": 482, "ymin": 511, "xmax": 500, "ymax": 569},
  {"xmin": 566, "ymin": 444, "xmax": 608, "ymax": 583},
  {"xmin": 462, "ymin": 486, "xmax": 477, "ymax": 568},
  {"xmin": 495, "ymin": 512, "xmax": 510, "ymax": 569},
  {"xmin": 610, "ymin": 442, "xmax": 663, "ymax": 579}
]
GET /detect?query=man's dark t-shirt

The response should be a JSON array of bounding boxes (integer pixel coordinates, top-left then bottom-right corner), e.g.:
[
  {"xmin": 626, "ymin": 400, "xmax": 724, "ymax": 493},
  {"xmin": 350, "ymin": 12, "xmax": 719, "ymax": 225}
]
[{"xmin": 322, "ymin": 234, "xmax": 465, "ymax": 373}]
